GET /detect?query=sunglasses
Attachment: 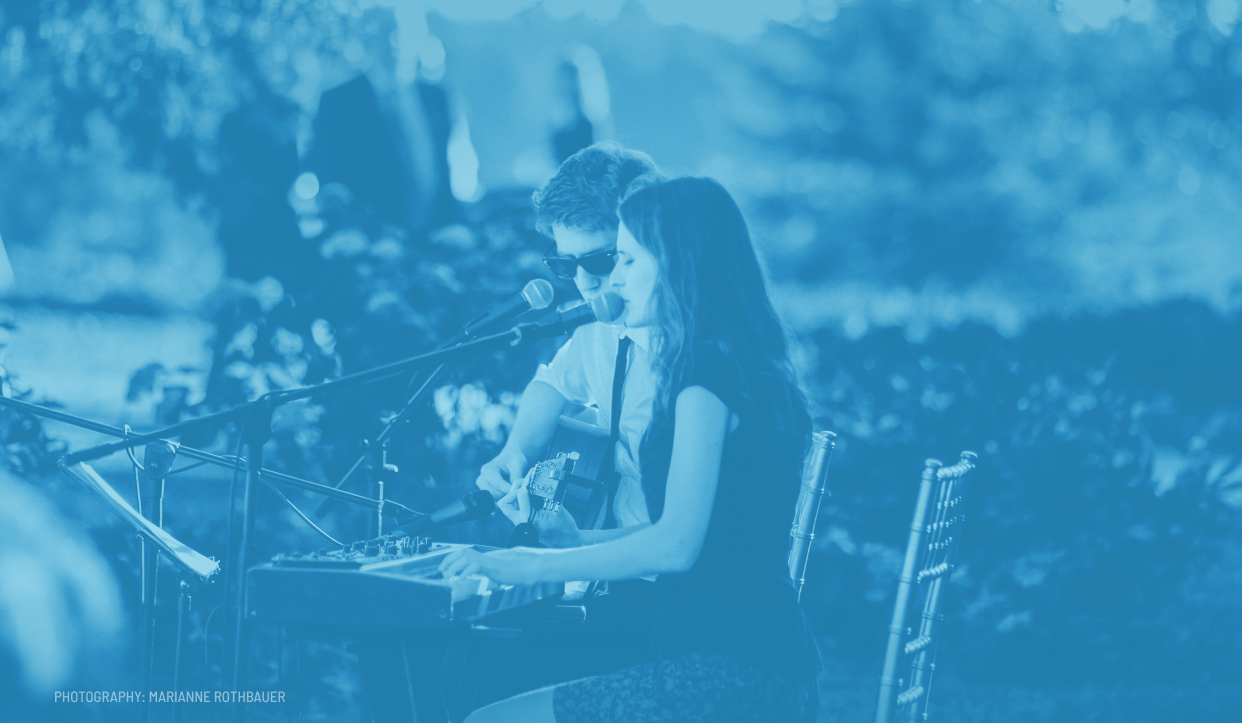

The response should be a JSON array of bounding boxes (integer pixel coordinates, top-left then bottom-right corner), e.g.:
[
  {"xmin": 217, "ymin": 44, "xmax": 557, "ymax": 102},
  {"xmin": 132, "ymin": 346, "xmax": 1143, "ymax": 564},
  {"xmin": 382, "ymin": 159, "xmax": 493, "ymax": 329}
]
[{"xmin": 542, "ymin": 247, "xmax": 618, "ymax": 279}]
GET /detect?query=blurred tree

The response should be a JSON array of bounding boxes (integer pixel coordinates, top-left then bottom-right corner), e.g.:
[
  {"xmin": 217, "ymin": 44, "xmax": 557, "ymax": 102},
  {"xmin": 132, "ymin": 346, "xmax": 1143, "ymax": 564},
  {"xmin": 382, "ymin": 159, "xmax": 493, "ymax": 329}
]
[
  {"xmin": 732, "ymin": 0, "xmax": 1241, "ymax": 309},
  {"xmin": 551, "ymin": 59, "xmax": 595, "ymax": 162},
  {"xmin": 306, "ymin": 7, "xmax": 458, "ymax": 236}
]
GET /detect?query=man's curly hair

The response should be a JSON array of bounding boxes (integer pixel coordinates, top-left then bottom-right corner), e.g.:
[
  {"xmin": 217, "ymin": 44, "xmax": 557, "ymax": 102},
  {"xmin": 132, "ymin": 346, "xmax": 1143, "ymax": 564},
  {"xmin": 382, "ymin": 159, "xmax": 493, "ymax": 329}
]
[{"xmin": 532, "ymin": 142, "xmax": 660, "ymax": 239}]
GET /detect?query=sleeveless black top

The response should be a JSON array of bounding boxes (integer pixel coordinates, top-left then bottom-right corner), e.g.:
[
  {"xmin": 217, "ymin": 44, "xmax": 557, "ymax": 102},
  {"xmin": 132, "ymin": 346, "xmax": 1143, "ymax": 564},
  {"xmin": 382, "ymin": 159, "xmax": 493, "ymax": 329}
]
[{"xmin": 639, "ymin": 342, "xmax": 820, "ymax": 679}]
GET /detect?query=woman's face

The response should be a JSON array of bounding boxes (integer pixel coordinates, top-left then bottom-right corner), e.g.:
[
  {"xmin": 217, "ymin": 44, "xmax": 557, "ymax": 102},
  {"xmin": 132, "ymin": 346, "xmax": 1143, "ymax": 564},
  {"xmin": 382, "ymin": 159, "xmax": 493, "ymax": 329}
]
[{"xmin": 610, "ymin": 221, "xmax": 658, "ymax": 329}]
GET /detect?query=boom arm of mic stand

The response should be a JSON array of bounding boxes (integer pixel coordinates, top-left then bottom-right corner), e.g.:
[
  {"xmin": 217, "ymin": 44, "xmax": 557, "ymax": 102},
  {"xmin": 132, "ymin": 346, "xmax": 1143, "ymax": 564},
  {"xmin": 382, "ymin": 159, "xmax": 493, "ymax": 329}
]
[
  {"xmin": 60, "ymin": 402, "xmax": 249, "ymax": 465},
  {"xmin": 257, "ymin": 326, "xmax": 526, "ymax": 405}
]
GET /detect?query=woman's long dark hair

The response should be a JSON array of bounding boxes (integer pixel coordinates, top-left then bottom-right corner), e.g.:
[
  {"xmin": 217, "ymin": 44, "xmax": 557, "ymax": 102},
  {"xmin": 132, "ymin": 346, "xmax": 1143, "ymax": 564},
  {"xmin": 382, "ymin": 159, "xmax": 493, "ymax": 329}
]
[{"xmin": 618, "ymin": 177, "xmax": 808, "ymax": 436}]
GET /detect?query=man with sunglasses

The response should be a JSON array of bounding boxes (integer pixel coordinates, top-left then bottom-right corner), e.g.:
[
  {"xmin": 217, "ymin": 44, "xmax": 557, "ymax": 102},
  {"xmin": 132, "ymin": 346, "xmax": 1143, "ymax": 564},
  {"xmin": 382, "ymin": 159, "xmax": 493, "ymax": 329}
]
[
  {"xmin": 445, "ymin": 143, "xmax": 662, "ymax": 718},
  {"xmin": 477, "ymin": 142, "xmax": 661, "ymax": 541}
]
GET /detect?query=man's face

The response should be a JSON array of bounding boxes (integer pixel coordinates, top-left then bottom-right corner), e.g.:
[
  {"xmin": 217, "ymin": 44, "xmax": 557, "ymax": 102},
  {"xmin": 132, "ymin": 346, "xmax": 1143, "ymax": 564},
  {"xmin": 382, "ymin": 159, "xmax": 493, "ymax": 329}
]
[{"xmin": 550, "ymin": 224, "xmax": 617, "ymax": 302}]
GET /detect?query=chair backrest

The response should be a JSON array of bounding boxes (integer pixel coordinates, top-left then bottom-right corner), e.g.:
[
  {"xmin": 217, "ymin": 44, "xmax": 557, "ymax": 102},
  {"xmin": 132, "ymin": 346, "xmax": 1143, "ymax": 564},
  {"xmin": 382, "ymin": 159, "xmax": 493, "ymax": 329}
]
[
  {"xmin": 875, "ymin": 451, "xmax": 977, "ymax": 723},
  {"xmin": 788, "ymin": 430, "xmax": 837, "ymax": 600}
]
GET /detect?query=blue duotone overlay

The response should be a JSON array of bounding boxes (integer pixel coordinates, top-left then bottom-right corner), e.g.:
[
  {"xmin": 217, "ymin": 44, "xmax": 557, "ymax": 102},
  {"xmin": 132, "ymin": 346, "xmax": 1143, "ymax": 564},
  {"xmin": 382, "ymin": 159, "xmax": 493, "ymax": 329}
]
[{"xmin": 0, "ymin": 1, "xmax": 1238, "ymax": 721}]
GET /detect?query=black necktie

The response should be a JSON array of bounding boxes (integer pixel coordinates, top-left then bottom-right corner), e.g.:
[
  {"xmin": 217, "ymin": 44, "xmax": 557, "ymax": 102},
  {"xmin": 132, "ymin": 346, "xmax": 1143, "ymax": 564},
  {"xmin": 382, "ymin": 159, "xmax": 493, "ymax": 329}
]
[{"xmin": 602, "ymin": 335, "xmax": 633, "ymax": 529}]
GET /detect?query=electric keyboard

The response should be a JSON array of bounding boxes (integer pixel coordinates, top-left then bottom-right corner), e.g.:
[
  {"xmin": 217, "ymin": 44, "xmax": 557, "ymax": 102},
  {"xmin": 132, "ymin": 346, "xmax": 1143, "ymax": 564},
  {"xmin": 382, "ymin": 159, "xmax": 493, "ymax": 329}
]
[{"xmin": 247, "ymin": 537, "xmax": 564, "ymax": 630}]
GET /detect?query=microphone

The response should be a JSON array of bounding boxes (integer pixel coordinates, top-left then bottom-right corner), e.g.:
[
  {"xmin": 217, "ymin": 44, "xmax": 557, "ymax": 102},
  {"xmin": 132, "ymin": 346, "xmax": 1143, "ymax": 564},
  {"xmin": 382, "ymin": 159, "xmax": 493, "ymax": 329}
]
[
  {"xmin": 518, "ymin": 291, "xmax": 625, "ymax": 341},
  {"xmin": 450, "ymin": 279, "xmax": 555, "ymax": 344},
  {"xmin": 590, "ymin": 290, "xmax": 627, "ymax": 325},
  {"xmin": 394, "ymin": 490, "xmax": 496, "ymax": 536}
]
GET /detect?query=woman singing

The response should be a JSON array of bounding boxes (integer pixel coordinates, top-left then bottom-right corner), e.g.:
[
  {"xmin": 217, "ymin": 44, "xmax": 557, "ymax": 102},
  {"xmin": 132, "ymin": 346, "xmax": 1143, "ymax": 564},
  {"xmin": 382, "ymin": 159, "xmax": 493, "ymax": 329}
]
[{"xmin": 439, "ymin": 176, "xmax": 820, "ymax": 722}]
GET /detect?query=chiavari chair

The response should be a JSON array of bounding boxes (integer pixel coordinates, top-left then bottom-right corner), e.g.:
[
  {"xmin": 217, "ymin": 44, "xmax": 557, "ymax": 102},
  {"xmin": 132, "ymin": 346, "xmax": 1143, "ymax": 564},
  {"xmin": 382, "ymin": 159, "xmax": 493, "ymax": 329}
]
[
  {"xmin": 875, "ymin": 451, "xmax": 978, "ymax": 723},
  {"xmin": 788, "ymin": 430, "xmax": 837, "ymax": 598}
]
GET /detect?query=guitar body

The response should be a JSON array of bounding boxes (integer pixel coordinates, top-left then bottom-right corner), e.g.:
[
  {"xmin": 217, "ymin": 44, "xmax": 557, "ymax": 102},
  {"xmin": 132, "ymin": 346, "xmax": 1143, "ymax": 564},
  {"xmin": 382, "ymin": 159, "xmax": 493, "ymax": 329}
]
[{"xmin": 526, "ymin": 416, "xmax": 611, "ymax": 531}]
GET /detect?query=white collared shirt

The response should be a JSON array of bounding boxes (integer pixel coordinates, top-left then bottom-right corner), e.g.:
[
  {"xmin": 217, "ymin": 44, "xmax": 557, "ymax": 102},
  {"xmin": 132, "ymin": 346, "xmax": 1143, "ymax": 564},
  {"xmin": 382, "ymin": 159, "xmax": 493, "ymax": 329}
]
[{"xmin": 532, "ymin": 322, "xmax": 655, "ymax": 527}]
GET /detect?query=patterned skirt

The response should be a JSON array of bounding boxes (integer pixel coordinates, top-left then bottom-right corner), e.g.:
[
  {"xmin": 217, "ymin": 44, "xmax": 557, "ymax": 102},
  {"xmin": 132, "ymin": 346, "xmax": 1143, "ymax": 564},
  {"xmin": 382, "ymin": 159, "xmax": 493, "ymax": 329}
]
[{"xmin": 551, "ymin": 651, "xmax": 818, "ymax": 723}]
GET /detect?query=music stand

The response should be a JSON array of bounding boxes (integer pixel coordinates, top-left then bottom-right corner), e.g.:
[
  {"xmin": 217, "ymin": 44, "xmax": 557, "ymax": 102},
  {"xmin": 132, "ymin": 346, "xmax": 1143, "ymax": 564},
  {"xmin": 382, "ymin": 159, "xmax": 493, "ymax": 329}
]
[
  {"xmin": 60, "ymin": 461, "xmax": 218, "ymax": 723},
  {"xmin": 60, "ymin": 461, "xmax": 219, "ymax": 580}
]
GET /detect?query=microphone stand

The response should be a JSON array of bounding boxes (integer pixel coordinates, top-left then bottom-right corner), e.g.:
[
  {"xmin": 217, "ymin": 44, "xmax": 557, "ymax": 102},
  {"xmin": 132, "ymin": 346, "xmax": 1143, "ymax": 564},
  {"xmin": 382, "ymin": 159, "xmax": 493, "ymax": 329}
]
[
  {"xmin": 311, "ymin": 363, "xmax": 447, "ymax": 532},
  {"xmin": 312, "ymin": 299, "xmax": 557, "ymax": 525},
  {"xmin": 230, "ymin": 394, "xmax": 268, "ymax": 722},
  {"xmin": 137, "ymin": 441, "xmax": 170, "ymax": 723},
  {"xmin": 18, "ymin": 314, "xmax": 581, "ymax": 723}
]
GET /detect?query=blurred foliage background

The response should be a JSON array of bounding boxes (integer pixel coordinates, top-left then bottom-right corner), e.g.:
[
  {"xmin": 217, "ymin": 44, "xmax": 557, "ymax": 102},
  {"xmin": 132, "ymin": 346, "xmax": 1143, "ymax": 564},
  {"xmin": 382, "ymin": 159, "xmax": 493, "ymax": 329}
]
[{"xmin": 0, "ymin": 0, "xmax": 1240, "ymax": 721}]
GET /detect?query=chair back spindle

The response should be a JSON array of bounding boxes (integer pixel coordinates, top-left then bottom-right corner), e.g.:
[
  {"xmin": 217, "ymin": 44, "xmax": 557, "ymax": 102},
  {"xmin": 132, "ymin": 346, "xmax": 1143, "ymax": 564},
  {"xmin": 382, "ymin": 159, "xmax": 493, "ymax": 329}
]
[
  {"xmin": 788, "ymin": 430, "xmax": 837, "ymax": 601},
  {"xmin": 876, "ymin": 451, "xmax": 977, "ymax": 723}
]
